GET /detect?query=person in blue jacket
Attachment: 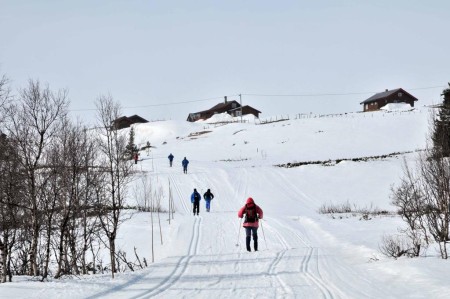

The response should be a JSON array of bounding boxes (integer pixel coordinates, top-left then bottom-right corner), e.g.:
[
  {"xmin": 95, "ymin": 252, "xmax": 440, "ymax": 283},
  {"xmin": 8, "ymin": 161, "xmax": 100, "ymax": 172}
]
[
  {"xmin": 191, "ymin": 188, "xmax": 201, "ymax": 215},
  {"xmin": 168, "ymin": 153, "xmax": 174, "ymax": 167},
  {"xmin": 182, "ymin": 157, "xmax": 189, "ymax": 174},
  {"xmin": 203, "ymin": 189, "xmax": 214, "ymax": 212}
]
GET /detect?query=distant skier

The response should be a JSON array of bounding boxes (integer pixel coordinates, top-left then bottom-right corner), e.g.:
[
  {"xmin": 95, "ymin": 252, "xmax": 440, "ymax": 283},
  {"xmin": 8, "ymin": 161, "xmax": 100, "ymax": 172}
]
[
  {"xmin": 134, "ymin": 152, "xmax": 139, "ymax": 164},
  {"xmin": 238, "ymin": 197, "xmax": 264, "ymax": 252},
  {"xmin": 203, "ymin": 189, "xmax": 214, "ymax": 212},
  {"xmin": 182, "ymin": 157, "xmax": 189, "ymax": 174},
  {"xmin": 168, "ymin": 153, "xmax": 174, "ymax": 167},
  {"xmin": 146, "ymin": 141, "xmax": 151, "ymax": 156},
  {"xmin": 191, "ymin": 188, "xmax": 201, "ymax": 216}
]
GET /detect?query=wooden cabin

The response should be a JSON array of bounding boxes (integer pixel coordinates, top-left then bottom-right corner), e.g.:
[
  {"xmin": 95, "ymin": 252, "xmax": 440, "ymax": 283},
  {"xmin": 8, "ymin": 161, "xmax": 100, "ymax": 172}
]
[
  {"xmin": 187, "ymin": 98, "xmax": 261, "ymax": 122},
  {"xmin": 360, "ymin": 88, "xmax": 418, "ymax": 112},
  {"xmin": 112, "ymin": 115, "xmax": 149, "ymax": 130}
]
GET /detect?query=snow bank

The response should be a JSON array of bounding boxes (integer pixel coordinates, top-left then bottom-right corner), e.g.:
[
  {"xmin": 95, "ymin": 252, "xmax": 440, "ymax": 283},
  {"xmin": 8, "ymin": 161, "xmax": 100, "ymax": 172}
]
[
  {"xmin": 380, "ymin": 102, "xmax": 413, "ymax": 111},
  {"xmin": 199, "ymin": 112, "xmax": 258, "ymax": 123},
  {"xmin": 202, "ymin": 112, "xmax": 234, "ymax": 123}
]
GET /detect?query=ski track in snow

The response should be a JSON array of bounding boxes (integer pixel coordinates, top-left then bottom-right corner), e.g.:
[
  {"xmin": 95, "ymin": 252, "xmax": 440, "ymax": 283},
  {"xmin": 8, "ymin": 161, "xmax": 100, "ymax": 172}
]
[
  {"xmin": 133, "ymin": 216, "xmax": 203, "ymax": 299},
  {"xmin": 265, "ymin": 217, "xmax": 339, "ymax": 299},
  {"xmin": 267, "ymin": 249, "xmax": 292, "ymax": 297},
  {"xmin": 168, "ymin": 174, "xmax": 190, "ymax": 215}
]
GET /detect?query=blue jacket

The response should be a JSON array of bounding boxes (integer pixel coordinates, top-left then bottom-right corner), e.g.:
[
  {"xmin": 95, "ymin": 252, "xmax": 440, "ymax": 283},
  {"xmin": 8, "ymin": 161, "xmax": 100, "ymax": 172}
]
[
  {"xmin": 182, "ymin": 158, "xmax": 189, "ymax": 167},
  {"xmin": 191, "ymin": 191, "xmax": 201, "ymax": 203},
  {"xmin": 168, "ymin": 154, "xmax": 174, "ymax": 161}
]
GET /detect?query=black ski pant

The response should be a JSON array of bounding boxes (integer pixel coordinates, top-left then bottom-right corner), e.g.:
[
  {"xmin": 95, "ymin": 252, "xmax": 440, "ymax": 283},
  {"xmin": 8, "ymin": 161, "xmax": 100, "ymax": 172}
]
[
  {"xmin": 245, "ymin": 227, "xmax": 258, "ymax": 251},
  {"xmin": 193, "ymin": 201, "xmax": 200, "ymax": 215}
]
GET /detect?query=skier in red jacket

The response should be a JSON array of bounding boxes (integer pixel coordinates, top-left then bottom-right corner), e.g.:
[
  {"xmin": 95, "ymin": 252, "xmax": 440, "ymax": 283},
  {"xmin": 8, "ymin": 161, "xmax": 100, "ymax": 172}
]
[{"xmin": 238, "ymin": 197, "xmax": 264, "ymax": 252}]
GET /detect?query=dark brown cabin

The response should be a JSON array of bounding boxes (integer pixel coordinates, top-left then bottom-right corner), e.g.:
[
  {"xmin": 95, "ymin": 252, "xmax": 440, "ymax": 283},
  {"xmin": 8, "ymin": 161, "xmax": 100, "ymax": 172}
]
[
  {"xmin": 112, "ymin": 115, "xmax": 149, "ymax": 130},
  {"xmin": 187, "ymin": 98, "xmax": 261, "ymax": 122},
  {"xmin": 360, "ymin": 88, "xmax": 418, "ymax": 112}
]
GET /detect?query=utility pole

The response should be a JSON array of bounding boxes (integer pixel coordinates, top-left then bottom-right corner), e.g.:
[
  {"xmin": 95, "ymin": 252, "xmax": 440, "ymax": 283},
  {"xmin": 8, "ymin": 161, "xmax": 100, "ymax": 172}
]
[{"xmin": 239, "ymin": 94, "xmax": 243, "ymax": 122}]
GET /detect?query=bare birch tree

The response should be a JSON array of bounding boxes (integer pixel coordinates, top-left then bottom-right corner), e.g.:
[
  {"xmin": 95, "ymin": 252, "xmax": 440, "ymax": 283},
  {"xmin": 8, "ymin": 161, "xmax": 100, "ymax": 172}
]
[
  {"xmin": 0, "ymin": 74, "xmax": 10, "ymax": 120},
  {"xmin": 95, "ymin": 94, "xmax": 133, "ymax": 278},
  {"xmin": 0, "ymin": 136, "xmax": 26, "ymax": 282},
  {"xmin": 3, "ymin": 79, "xmax": 69, "ymax": 276},
  {"xmin": 391, "ymin": 152, "xmax": 450, "ymax": 258}
]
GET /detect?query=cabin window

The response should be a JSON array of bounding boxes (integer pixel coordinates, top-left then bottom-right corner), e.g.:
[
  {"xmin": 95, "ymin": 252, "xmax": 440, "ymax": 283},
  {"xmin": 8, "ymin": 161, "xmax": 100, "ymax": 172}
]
[{"xmin": 232, "ymin": 103, "xmax": 237, "ymax": 108}]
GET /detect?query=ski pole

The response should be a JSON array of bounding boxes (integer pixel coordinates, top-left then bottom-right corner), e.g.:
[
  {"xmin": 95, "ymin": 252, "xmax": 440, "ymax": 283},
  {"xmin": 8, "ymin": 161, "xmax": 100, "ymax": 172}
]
[
  {"xmin": 260, "ymin": 219, "xmax": 268, "ymax": 250},
  {"xmin": 235, "ymin": 218, "xmax": 243, "ymax": 247}
]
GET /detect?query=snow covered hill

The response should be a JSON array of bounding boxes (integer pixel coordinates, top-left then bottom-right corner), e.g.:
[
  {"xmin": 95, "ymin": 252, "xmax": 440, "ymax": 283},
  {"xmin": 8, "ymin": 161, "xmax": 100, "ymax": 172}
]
[{"xmin": 3, "ymin": 107, "xmax": 450, "ymax": 299}]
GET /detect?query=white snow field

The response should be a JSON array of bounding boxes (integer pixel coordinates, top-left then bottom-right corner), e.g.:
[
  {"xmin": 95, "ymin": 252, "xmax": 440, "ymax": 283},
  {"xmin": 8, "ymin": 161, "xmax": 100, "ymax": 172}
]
[{"xmin": 2, "ymin": 107, "xmax": 450, "ymax": 299}]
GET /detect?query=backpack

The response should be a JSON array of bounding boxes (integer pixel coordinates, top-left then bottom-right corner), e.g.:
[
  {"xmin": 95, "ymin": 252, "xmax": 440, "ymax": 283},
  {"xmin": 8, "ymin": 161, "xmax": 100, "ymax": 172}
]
[
  {"xmin": 204, "ymin": 191, "xmax": 213, "ymax": 201},
  {"xmin": 244, "ymin": 204, "xmax": 258, "ymax": 223}
]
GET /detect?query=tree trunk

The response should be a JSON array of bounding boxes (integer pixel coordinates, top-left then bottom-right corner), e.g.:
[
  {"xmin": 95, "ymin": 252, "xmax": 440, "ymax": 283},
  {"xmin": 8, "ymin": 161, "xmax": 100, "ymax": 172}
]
[
  {"xmin": 54, "ymin": 228, "xmax": 65, "ymax": 279},
  {"xmin": 29, "ymin": 216, "xmax": 39, "ymax": 276},
  {"xmin": 69, "ymin": 226, "xmax": 79, "ymax": 275},
  {"xmin": 41, "ymin": 225, "xmax": 52, "ymax": 281},
  {"xmin": 109, "ymin": 238, "xmax": 116, "ymax": 278},
  {"xmin": 0, "ymin": 237, "xmax": 6, "ymax": 283}
]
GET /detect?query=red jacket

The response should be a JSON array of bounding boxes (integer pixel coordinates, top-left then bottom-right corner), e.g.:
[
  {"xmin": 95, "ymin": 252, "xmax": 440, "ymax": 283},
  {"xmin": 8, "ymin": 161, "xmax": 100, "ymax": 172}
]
[{"xmin": 238, "ymin": 197, "xmax": 263, "ymax": 228}]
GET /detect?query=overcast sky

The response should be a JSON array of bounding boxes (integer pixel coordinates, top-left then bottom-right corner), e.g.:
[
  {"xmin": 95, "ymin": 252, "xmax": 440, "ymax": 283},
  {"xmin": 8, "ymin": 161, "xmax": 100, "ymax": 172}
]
[{"xmin": 1, "ymin": 0, "xmax": 449, "ymax": 124}]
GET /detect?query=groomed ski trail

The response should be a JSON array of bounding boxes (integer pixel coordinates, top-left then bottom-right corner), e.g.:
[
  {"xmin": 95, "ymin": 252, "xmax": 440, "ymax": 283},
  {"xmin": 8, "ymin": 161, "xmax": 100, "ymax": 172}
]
[{"xmin": 84, "ymin": 157, "xmax": 393, "ymax": 299}]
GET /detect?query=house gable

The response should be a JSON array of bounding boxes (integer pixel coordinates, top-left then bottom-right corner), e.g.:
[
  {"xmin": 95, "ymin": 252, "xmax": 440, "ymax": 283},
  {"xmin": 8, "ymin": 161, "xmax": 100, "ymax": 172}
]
[{"xmin": 128, "ymin": 115, "xmax": 149, "ymax": 124}]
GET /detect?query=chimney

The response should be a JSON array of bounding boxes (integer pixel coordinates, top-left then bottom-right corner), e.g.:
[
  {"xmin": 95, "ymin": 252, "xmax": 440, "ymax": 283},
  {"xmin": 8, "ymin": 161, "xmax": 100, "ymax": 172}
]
[{"xmin": 224, "ymin": 96, "xmax": 227, "ymax": 103}]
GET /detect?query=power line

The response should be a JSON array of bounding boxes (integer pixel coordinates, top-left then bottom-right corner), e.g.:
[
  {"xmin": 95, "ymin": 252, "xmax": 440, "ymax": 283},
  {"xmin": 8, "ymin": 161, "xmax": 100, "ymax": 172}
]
[
  {"xmin": 242, "ymin": 85, "xmax": 446, "ymax": 97},
  {"xmin": 66, "ymin": 85, "xmax": 446, "ymax": 112},
  {"xmin": 69, "ymin": 95, "xmax": 238, "ymax": 112}
]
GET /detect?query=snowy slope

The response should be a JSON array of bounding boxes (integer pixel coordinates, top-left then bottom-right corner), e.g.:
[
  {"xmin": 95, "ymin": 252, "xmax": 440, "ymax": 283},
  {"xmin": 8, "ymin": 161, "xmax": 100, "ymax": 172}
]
[{"xmin": 2, "ymin": 107, "xmax": 450, "ymax": 299}]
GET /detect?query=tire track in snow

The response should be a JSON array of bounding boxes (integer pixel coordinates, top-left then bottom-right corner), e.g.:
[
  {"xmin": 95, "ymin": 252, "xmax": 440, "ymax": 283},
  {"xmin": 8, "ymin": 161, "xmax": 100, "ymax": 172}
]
[{"xmin": 136, "ymin": 216, "xmax": 203, "ymax": 299}]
